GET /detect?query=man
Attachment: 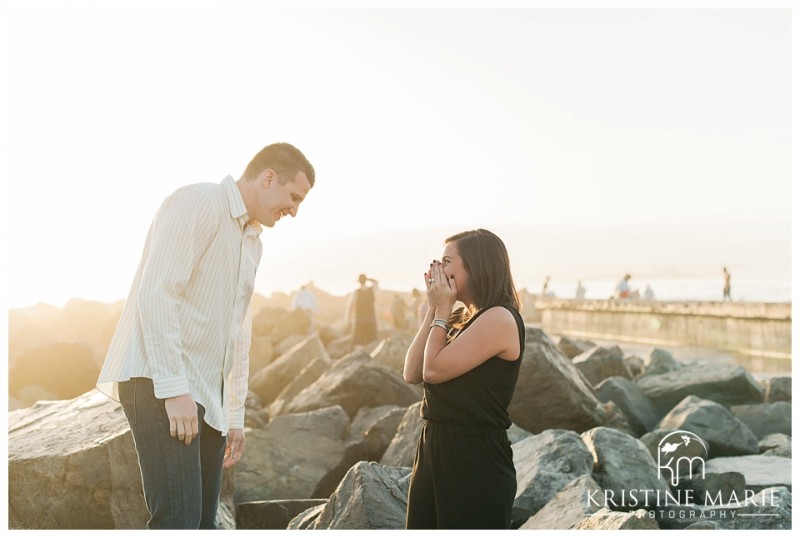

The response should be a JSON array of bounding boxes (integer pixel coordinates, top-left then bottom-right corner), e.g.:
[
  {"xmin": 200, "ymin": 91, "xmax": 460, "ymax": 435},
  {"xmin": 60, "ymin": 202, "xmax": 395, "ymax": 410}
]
[
  {"xmin": 97, "ymin": 142, "xmax": 315, "ymax": 529},
  {"xmin": 723, "ymin": 267, "xmax": 732, "ymax": 301},
  {"xmin": 291, "ymin": 284, "xmax": 319, "ymax": 333}
]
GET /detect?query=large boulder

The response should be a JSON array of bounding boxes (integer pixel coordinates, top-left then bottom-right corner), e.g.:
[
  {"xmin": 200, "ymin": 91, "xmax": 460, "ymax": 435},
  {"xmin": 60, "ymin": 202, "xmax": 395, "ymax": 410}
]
[
  {"xmin": 347, "ymin": 405, "xmax": 406, "ymax": 463},
  {"xmin": 635, "ymin": 363, "xmax": 763, "ymax": 412},
  {"xmin": 9, "ymin": 342, "xmax": 100, "ymax": 401},
  {"xmin": 283, "ymin": 352, "xmax": 420, "ymax": 418},
  {"xmin": 758, "ymin": 433, "xmax": 791, "ymax": 455},
  {"xmin": 370, "ymin": 335, "xmax": 414, "ymax": 374},
  {"xmin": 572, "ymin": 346, "xmax": 633, "ymax": 386},
  {"xmin": 574, "ymin": 508, "xmax": 658, "ymax": 530},
  {"xmin": 8, "ymin": 390, "xmax": 148, "ymax": 529},
  {"xmin": 380, "ymin": 402, "xmax": 424, "ymax": 468},
  {"xmin": 712, "ymin": 487, "xmax": 792, "ymax": 530},
  {"xmin": 233, "ymin": 406, "xmax": 350, "ymax": 504},
  {"xmin": 704, "ymin": 455, "xmax": 792, "ymax": 491},
  {"xmin": 556, "ymin": 336, "xmax": 595, "ymax": 360},
  {"xmin": 656, "ymin": 396, "xmax": 759, "ymax": 457},
  {"xmin": 235, "ymin": 499, "xmax": 326, "ymax": 530},
  {"xmin": 511, "ymin": 429, "xmax": 594, "ymax": 527},
  {"xmin": 266, "ymin": 356, "xmax": 331, "ymax": 418},
  {"xmin": 299, "ymin": 462, "xmax": 412, "ymax": 530},
  {"xmin": 729, "ymin": 402, "xmax": 791, "ymax": 439},
  {"xmin": 581, "ymin": 427, "xmax": 670, "ymax": 509},
  {"xmin": 508, "ymin": 328, "xmax": 605, "ymax": 434},
  {"xmin": 249, "ymin": 335, "xmax": 330, "ymax": 405},
  {"xmin": 764, "ymin": 377, "xmax": 791, "ymax": 403},
  {"xmin": 644, "ymin": 348, "xmax": 682, "ymax": 376},
  {"xmin": 519, "ymin": 474, "xmax": 603, "ymax": 529},
  {"xmin": 595, "ymin": 376, "xmax": 660, "ymax": 436}
]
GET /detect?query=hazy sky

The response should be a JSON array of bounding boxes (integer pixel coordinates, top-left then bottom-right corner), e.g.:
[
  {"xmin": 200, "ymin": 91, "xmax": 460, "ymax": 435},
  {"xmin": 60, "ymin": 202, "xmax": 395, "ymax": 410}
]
[{"xmin": 3, "ymin": 1, "xmax": 794, "ymax": 308}]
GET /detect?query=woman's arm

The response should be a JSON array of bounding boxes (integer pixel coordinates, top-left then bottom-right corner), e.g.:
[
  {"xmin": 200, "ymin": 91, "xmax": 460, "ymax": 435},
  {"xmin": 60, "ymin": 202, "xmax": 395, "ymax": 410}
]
[{"xmin": 403, "ymin": 302, "xmax": 434, "ymax": 384}]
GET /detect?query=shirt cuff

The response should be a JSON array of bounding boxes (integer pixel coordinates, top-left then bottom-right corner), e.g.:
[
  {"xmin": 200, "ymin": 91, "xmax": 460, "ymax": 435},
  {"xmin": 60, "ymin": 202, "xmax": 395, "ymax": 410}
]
[
  {"xmin": 152, "ymin": 375, "xmax": 191, "ymax": 399},
  {"xmin": 228, "ymin": 408, "xmax": 245, "ymax": 430}
]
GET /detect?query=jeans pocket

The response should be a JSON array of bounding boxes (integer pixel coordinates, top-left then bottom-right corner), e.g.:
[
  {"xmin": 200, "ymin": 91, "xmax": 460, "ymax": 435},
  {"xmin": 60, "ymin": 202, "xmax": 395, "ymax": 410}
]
[{"xmin": 119, "ymin": 378, "xmax": 138, "ymax": 429}]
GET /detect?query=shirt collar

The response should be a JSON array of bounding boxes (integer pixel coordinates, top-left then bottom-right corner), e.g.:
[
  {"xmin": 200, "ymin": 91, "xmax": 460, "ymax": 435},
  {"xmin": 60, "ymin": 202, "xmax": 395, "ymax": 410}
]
[{"xmin": 222, "ymin": 175, "xmax": 262, "ymax": 236}]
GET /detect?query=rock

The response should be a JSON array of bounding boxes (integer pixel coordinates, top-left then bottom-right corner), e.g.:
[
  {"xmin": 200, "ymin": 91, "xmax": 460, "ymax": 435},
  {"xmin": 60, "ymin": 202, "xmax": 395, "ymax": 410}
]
[
  {"xmin": 270, "ymin": 308, "xmax": 312, "ymax": 344},
  {"xmin": 572, "ymin": 346, "xmax": 633, "ymax": 386},
  {"xmin": 9, "ymin": 395, "xmax": 24, "ymax": 411},
  {"xmin": 8, "ymin": 390, "xmax": 148, "ymax": 528},
  {"xmin": 676, "ymin": 472, "xmax": 746, "ymax": 506},
  {"xmin": 764, "ymin": 377, "xmax": 791, "ymax": 403},
  {"xmin": 248, "ymin": 334, "xmax": 274, "ymax": 378},
  {"xmin": 598, "ymin": 401, "xmax": 636, "ymax": 435},
  {"xmin": 266, "ymin": 356, "xmax": 331, "ymax": 418},
  {"xmin": 762, "ymin": 445, "xmax": 791, "ymax": 458},
  {"xmin": 635, "ymin": 363, "xmax": 763, "ymax": 412},
  {"xmin": 574, "ymin": 508, "xmax": 659, "ymax": 530},
  {"xmin": 639, "ymin": 428, "xmax": 708, "ymax": 484},
  {"xmin": 249, "ymin": 335, "xmax": 330, "ymax": 405},
  {"xmin": 370, "ymin": 336, "xmax": 414, "ymax": 374},
  {"xmin": 704, "ymin": 455, "xmax": 791, "ymax": 491},
  {"xmin": 657, "ymin": 396, "xmax": 759, "ymax": 457},
  {"xmin": 251, "ymin": 306, "xmax": 286, "ymax": 337},
  {"xmin": 581, "ymin": 427, "xmax": 670, "ymax": 510},
  {"xmin": 595, "ymin": 377, "xmax": 660, "ymax": 436},
  {"xmin": 326, "ymin": 335, "xmax": 355, "ymax": 360},
  {"xmin": 275, "ymin": 334, "xmax": 308, "ymax": 357},
  {"xmin": 556, "ymin": 336, "xmax": 595, "ymax": 359},
  {"xmin": 511, "ymin": 429, "xmax": 594, "ymax": 527},
  {"xmin": 244, "ymin": 391, "xmax": 269, "ymax": 429},
  {"xmin": 624, "ymin": 355, "xmax": 645, "ymax": 377},
  {"xmin": 758, "ymin": 433, "xmax": 791, "ymax": 452},
  {"xmin": 380, "ymin": 402, "xmax": 424, "ymax": 468},
  {"xmin": 645, "ymin": 348, "xmax": 682, "ymax": 375},
  {"xmin": 287, "ymin": 503, "xmax": 327, "ymax": 529},
  {"xmin": 507, "ymin": 423, "xmax": 534, "ymax": 444},
  {"xmin": 283, "ymin": 352, "xmax": 420, "ymax": 418},
  {"xmin": 233, "ymin": 406, "xmax": 350, "ymax": 504},
  {"xmin": 519, "ymin": 475, "xmax": 603, "ymax": 529},
  {"xmin": 236, "ymin": 499, "xmax": 327, "ymax": 529},
  {"xmin": 508, "ymin": 328, "xmax": 605, "ymax": 434},
  {"xmin": 348, "ymin": 405, "xmax": 406, "ymax": 462},
  {"xmin": 15, "ymin": 384, "xmax": 60, "ymax": 408},
  {"xmin": 685, "ymin": 520, "xmax": 721, "ymax": 529},
  {"xmin": 9, "ymin": 342, "xmax": 100, "ymax": 401},
  {"xmin": 302, "ymin": 462, "xmax": 412, "ymax": 529},
  {"xmin": 729, "ymin": 402, "xmax": 791, "ymax": 439},
  {"xmin": 714, "ymin": 487, "xmax": 792, "ymax": 529}
]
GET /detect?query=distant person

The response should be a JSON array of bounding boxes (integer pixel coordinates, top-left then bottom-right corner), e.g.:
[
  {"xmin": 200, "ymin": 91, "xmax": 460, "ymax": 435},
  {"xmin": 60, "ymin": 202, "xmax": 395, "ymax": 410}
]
[
  {"xmin": 575, "ymin": 280, "xmax": 586, "ymax": 300},
  {"xmin": 391, "ymin": 294, "xmax": 409, "ymax": 330},
  {"xmin": 292, "ymin": 284, "xmax": 319, "ymax": 332},
  {"xmin": 347, "ymin": 274, "xmax": 378, "ymax": 345},
  {"xmin": 644, "ymin": 284, "xmax": 655, "ymax": 301},
  {"xmin": 96, "ymin": 143, "xmax": 315, "ymax": 528},
  {"xmin": 615, "ymin": 274, "xmax": 639, "ymax": 299},
  {"xmin": 403, "ymin": 229, "xmax": 525, "ymax": 529},
  {"xmin": 723, "ymin": 267, "xmax": 732, "ymax": 301},
  {"xmin": 541, "ymin": 275, "xmax": 551, "ymax": 297}
]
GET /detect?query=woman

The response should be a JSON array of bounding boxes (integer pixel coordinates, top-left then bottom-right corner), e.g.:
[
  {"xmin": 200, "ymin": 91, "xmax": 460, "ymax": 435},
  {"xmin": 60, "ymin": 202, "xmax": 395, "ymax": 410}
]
[{"xmin": 403, "ymin": 228, "xmax": 525, "ymax": 529}]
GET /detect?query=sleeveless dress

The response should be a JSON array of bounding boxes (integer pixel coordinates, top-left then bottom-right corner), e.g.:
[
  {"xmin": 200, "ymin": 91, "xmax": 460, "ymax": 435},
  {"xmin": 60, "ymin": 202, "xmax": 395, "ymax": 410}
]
[
  {"xmin": 406, "ymin": 306, "xmax": 526, "ymax": 529},
  {"xmin": 352, "ymin": 287, "xmax": 377, "ymax": 344}
]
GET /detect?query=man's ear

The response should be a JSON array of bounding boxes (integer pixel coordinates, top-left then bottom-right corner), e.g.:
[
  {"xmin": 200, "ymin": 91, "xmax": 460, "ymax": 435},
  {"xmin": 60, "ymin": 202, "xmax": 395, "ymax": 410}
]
[{"xmin": 262, "ymin": 169, "xmax": 276, "ymax": 188}]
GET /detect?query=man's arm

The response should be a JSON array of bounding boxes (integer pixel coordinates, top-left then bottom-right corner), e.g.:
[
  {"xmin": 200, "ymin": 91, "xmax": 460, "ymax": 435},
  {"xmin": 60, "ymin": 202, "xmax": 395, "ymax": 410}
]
[{"xmin": 224, "ymin": 304, "xmax": 252, "ymax": 467}]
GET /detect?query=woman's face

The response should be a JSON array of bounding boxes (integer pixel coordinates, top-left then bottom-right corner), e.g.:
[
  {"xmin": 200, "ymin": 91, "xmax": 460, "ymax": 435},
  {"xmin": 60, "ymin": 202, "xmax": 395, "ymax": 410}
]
[{"xmin": 442, "ymin": 241, "xmax": 470, "ymax": 304}]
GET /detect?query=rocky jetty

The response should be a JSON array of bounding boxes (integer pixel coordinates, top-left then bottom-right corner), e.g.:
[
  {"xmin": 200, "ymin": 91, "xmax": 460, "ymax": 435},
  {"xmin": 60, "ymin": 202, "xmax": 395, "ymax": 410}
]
[{"xmin": 7, "ymin": 296, "xmax": 792, "ymax": 529}]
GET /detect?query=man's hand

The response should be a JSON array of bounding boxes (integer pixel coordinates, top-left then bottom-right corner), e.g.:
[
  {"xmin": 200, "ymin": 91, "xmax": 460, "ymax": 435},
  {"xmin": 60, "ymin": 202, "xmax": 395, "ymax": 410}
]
[
  {"xmin": 223, "ymin": 429, "xmax": 246, "ymax": 469},
  {"xmin": 164, "ymin": 394, "xmax": 199, "ymax": 445}
]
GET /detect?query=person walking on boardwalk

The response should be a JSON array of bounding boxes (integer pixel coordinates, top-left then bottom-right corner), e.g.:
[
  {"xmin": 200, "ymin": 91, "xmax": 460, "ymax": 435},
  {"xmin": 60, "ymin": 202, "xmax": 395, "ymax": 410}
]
[
  {"xmin": 403, "ymin": 229, "xmax": 525, "ymax": 529},
  {"xmin": 723, "ymin": 267, "xmax": 732, "ymax": 301},
  {"xmin": 96, "ymin": 143, "xmax": 315, "ymax": 529}
]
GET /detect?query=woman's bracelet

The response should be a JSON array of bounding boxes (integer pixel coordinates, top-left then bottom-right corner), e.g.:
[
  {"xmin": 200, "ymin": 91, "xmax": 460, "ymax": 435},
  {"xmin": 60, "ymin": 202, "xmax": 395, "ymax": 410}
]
[{"xmin": 430, "ymin": 319, "xmax": 450, "ymax": 332}]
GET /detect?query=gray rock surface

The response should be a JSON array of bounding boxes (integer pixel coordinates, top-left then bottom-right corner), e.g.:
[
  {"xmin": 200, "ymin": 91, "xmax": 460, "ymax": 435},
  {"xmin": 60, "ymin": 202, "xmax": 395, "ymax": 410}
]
[
  {"xmin": 657, "ymin": 395, "xmax": 759, "ymax": 457},
  {"xmin": 235, "ymin": 499, "xmax": 327, "ymax": 529},
  {"xmin": 557, "ymin": 336, "xmax": 596, "ymax": 359},
  {"xmin": 249, "ymin": 335, "xmax": 330, "ymax": 405},
  {"xmin": 266, "ymin": 356, "xmax": 331, "ymax": 418},
  {"xmin": 508, "ymin": 328, "xmax": 605, "ymax": 434},
  {"xmin": 286, "ymin": 503, "xmax": 326, "ymax": 529},
  {"xmin": 730, "ymin": 401, "xmax": 791, "ymax": 439},
  {"xmin": 519, "ymin": 474, "xmax": 603, "ymax": 529},
  {"xmin": 704, "ymin": 455, "xmax": 792, "ymax": 490},
  {"xmin": 10, "ymin": 342, "xmax": 100, "ymax": 402},
  {"xmin": 233, "ymin": 406, "xmax": 350, "ymax": 504},
  {"xmin": 595, "ymin": 376, "xmax": 660, "ymax": 436},
  {"xmin": 8, "ymin": 390, "xmax": 148, "ymax": 529},
  {"xmin": 302, "ymin": 462, "xmax": 412, "ymax": 529},
  {"xmin": 764, "ymin": 376, "xmax": 791, "ymax": 403},
  {"xmin": 581, "ymin": 426, "xmax": 670, "ymax": 509},
  {"xmin": 512, "ymin": 429, "xmax": 595, "ymax": 527},
  {"xmin": 636, "ymin": 363, "xmax": 764, "ymax": 412},
  {"xmin": 572, "ymin": 345, "xmax": 633, "ymax": 386},
  {"xmin": 284, "ymin": 352, "xmax": 419, "ymax": 418},
  {"xmin": 645, "ymin": 348, "xmax": 682, "ymax": 375},
  {"xmin": 574, "ymin": 508, "xmax": 659, "ymax": 529},
  {"xmin": 370, "ymin": 335, "xmax": 414, "ymax": 373},
  {"xmin": 380, "ymin": 402, "xmax": 423, "ymax": 468}
]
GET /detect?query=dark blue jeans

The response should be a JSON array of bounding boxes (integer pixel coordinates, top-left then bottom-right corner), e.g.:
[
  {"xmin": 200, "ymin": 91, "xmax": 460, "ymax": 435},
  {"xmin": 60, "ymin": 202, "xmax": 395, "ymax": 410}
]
[{"xmin": 119, "ymin": 377, "xmax": 227, "ymax": 529}]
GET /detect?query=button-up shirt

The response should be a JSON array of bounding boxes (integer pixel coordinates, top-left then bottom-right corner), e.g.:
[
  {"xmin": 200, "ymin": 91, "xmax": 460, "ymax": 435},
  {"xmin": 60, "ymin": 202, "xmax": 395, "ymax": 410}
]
[{"xmin": 97, "ymin": 176, "xmax": 262, "ymax": 433}]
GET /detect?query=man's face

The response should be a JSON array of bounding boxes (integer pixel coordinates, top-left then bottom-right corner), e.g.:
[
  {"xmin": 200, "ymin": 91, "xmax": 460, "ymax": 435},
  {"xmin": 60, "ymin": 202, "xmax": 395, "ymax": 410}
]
[{"xmin": 254, "ymin": 169, "xmax": 312, "ymax": 227}]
